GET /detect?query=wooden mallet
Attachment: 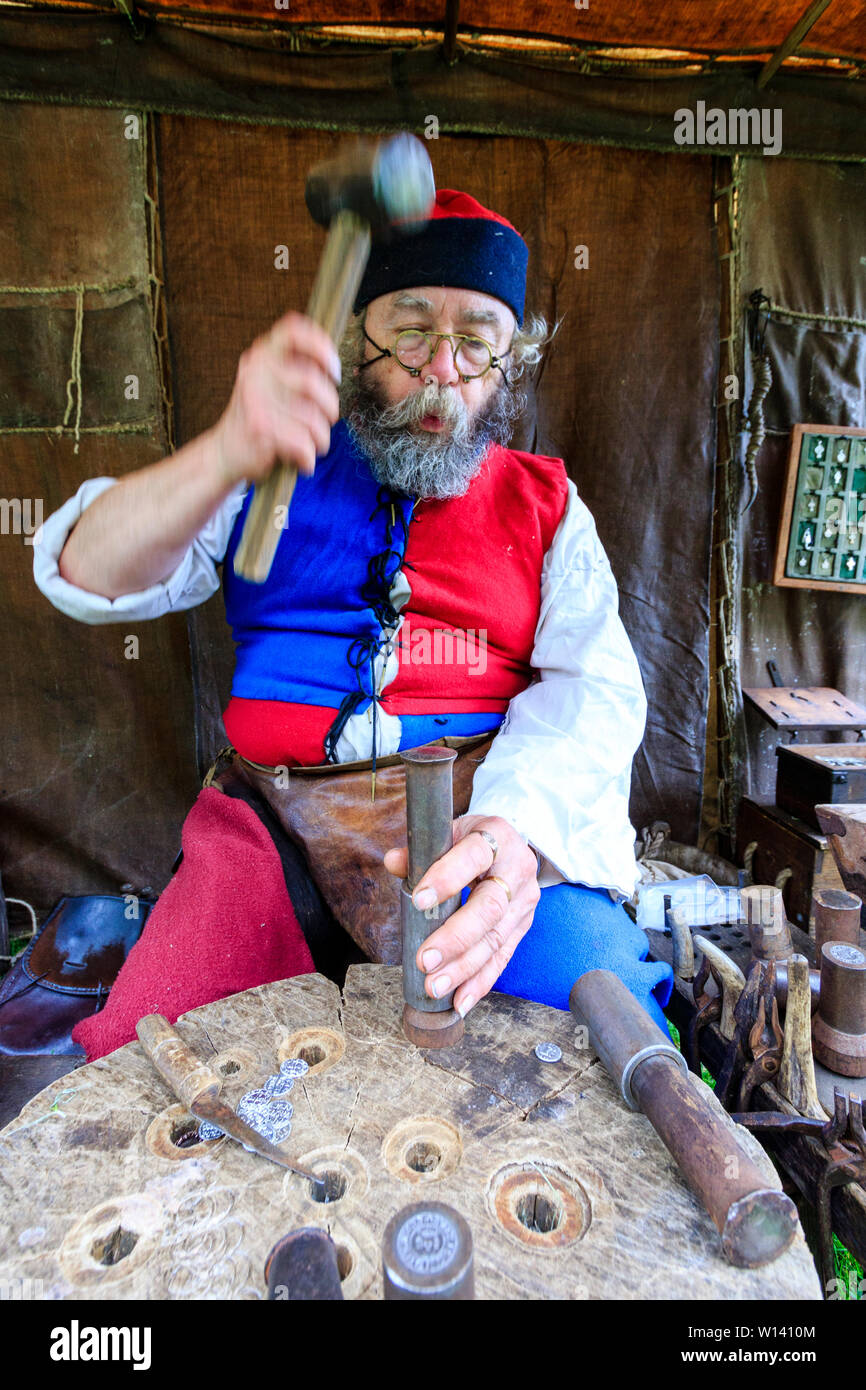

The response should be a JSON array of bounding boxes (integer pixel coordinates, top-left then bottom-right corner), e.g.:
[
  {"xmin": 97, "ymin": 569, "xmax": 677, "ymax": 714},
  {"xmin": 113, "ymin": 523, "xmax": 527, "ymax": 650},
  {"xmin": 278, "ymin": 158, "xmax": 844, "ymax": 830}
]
[{"xmin": 232, "ymin": 133, "xmax": 435, "ymax": 583}]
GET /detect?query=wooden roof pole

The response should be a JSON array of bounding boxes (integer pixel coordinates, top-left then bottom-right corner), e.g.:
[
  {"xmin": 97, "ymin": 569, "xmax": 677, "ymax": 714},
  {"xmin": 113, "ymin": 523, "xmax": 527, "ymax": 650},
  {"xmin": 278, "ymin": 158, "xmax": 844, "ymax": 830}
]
[
  {"xmin": 756, "ymin": 0, "xmax": 834, "ymax": 88},
  {"xmin": 442, "ymin": 0, "xmax": 460, "ymax": 64}
]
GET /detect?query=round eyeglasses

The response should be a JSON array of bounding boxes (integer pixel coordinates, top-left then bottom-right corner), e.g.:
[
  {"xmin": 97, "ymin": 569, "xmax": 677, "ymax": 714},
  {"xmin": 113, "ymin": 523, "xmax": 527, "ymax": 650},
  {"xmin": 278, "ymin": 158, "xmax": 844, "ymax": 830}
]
[{"xmin": 359, "ymin": 327, "xmax": 510, "ymax": 383}]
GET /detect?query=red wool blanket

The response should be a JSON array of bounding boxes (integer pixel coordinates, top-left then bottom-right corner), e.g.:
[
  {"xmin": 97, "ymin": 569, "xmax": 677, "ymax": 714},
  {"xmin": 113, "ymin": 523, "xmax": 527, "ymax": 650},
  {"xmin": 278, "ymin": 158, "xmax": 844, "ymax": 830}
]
[{"xmin": 72, "ymin": 788, "xmax": 314, "ymax": 1061}]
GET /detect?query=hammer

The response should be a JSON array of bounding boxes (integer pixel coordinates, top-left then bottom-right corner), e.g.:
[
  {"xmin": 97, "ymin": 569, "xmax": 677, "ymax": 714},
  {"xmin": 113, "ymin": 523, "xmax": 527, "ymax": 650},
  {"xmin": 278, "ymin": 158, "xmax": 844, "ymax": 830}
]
[{"xmin": 232, "ymin": 133, "xmax": 435, "ymax": 583}]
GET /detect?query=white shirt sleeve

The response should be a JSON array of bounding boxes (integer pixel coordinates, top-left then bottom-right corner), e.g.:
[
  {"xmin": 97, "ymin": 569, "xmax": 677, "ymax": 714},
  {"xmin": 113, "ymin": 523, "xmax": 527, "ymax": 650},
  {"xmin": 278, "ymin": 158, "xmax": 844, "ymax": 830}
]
[
  {"xmin": 32, "ymin": 477, "xmax": 247, "ymax": 625},
  {"xmin": 467, "ymin": 478, "xmax": 647, "ymax": 898}
]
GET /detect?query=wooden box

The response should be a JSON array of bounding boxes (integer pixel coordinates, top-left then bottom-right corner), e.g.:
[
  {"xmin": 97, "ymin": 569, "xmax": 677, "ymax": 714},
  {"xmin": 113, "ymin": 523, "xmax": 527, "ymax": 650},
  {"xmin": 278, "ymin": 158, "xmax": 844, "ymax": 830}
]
[
  {"xmin": 736, "ymin": 796, "xmax": 845, "ymax": 933},
  {"xmin": 776, "ymin": 743, "xmax": 866, "ymax": 830}
]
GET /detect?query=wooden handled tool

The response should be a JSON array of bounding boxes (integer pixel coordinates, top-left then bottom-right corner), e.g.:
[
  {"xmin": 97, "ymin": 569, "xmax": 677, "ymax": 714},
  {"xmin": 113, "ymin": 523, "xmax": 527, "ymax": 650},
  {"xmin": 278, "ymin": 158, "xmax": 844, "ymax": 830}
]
[
  {"xmin": 136, "ymin": 1013, "xmax": 325, "ymax": 1194},
  {"xmin": 570, "ymin": 970, "xmax": 799, "ymax": 1267},
  {"xmin": 693, "ymin": 935, "xmax": 745, "ymax": 1040},
  {"xmin": 232, "ymin": 133, "xmax": 435, "ymax": 584},
  {"xmin": 778, "ymin": 953, "xmax": 826, "ymax": 1118}
]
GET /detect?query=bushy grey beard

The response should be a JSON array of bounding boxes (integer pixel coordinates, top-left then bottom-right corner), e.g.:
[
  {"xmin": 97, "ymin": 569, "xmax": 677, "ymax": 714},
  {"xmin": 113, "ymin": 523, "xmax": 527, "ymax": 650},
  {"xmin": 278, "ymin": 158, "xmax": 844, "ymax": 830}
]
[{"xmin": 340, "ymin": 364, "xmax": 526, "ymax": 500}]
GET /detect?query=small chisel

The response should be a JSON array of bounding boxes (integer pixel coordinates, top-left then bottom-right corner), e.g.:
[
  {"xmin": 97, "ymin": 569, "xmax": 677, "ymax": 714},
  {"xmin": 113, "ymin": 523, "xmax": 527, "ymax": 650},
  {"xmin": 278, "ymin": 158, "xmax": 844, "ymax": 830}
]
[{"xmin": 137, "ymin": 1013, "xmax": 326, "ymax": 1196}]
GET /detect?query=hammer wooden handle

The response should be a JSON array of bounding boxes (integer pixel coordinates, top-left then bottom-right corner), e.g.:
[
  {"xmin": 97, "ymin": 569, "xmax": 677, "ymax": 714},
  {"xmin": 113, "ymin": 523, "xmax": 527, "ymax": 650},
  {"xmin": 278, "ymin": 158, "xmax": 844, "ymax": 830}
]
[
  {"xmin": 778, "ymin": 954, "xmax": 827, "ymax": 1119},
  {"xmin": 233, "ymin": 209, "xmax": 372, "ymax": 583},
  {"xmin": 136, "ymin": 1013, "xmax": 222, "ymax": 1110},
  {"xmin": 693, "ymin": 935, "xmax": 746, "ymax": 1040}
]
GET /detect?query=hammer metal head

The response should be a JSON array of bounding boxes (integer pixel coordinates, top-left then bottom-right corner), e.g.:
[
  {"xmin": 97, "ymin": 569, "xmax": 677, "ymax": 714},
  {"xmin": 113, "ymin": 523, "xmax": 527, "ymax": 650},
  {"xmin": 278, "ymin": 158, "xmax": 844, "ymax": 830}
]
[{"xmin": 305, "ymin": 133, "xmax": 435, "ymax": 238}]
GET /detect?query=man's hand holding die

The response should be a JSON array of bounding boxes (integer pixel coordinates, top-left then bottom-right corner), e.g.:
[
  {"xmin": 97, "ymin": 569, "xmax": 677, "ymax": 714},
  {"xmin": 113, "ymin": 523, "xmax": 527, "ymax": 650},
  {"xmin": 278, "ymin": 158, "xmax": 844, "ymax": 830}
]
[{"xmin": 384, "ymin": 814, "xmax": 539, "ymax": 1019}]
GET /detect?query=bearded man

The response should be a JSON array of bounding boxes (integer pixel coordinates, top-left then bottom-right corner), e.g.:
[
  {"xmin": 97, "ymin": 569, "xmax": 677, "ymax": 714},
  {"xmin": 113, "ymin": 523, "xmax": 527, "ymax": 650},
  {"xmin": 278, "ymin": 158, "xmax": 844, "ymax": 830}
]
[{"xmin": 33, "ymin": 189, "xmax": 673, "ymax": 1059}]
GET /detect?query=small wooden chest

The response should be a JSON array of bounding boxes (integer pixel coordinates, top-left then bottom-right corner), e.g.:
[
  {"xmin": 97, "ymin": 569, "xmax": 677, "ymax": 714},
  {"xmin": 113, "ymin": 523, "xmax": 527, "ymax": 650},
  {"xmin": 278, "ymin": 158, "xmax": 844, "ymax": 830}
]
[
  {"xmin": 736, "ymin": 796, "xmax": 845, "ymax": 933},
  {"xmin": 776, "ymin": 743, "xmax": 866, "ymax": 830}
]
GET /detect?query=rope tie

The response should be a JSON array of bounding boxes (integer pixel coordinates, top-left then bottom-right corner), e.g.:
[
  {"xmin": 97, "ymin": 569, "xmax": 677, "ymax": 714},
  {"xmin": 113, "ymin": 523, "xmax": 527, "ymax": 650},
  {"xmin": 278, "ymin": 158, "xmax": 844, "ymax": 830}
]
[{"xmin": 61, "ymin": 283, "xmax": 85, "ymax": 450}]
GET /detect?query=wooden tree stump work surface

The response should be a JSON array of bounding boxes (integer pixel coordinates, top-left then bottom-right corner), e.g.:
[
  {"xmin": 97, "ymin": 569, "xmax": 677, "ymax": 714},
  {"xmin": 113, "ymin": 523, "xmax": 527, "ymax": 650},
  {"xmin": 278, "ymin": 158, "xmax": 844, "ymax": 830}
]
[{"xmin": 0, "ymin": 966, "xmax": 821, "ymax": 1300}]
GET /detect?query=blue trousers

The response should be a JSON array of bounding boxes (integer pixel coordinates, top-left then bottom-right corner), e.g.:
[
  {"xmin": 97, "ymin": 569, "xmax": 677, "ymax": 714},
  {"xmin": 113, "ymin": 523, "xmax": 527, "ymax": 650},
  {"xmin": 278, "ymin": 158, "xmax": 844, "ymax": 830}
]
[{"xmin": 466, "ymin": 881, "xmax": 674, "ymax": 1033}]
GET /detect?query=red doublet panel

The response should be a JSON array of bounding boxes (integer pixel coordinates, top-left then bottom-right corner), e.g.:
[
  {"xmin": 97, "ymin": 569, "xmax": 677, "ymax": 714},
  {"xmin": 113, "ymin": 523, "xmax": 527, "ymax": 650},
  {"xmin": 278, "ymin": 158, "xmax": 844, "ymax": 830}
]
[
  {"xmin": 382, "ymin": 442, "xmax": 569, "ymax": 715},
  {"xmin": 223, "ymin": 699, "xmax": 338, "ymax": 768}
]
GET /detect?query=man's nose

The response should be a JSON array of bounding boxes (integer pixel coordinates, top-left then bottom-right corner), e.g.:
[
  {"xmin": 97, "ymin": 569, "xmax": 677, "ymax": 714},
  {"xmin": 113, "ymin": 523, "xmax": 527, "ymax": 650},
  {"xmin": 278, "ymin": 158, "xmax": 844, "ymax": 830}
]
[{"xmin": 424, "ymin": 336, "xmax": 461, "ymax": 384}]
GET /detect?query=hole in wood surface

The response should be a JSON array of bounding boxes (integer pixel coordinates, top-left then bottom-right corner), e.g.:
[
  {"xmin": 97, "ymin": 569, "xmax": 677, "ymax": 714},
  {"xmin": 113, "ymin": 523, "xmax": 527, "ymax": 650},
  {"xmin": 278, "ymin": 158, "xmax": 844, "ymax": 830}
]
[
  {"xmin": 489, "ymin": 1163, "xmax": 590, "ymax": 1249},
  {"xmin": 59, "ymin": 1195, "xmax": 163, "ymax": 1287},
  {"xmin": 219, "ymin": 1060, "xmax": 240, "ymax": 1076},
  {"xmin": 516, "ymin": 1192, "xmax": 562, "ymax": 1234},
  {"xmin": 309, "ymin": 1169, "xmax": 348, "ymax": 1204},
  {"xmin": 405, "ymin": 1140, "xmax": 442, "ymax": 1173},
  {"xmin": 278, "ymin": 1028, "xmax": 345, "ymax": 1076},
  {"xmin": 298, "ymin": 1045, "xmax": 325, "ymax": 1067},
  {"xmin": 90, "ymin": 1227, "xmax": 138, "ymax": 1266},
  {"xmin": 170, "ymin": 1118, "xmax": 204, "ymax": 1149},
  {"xmin": 146, "ymin": 1104, "xmax": 223, "ymax": 1162},
  {"xmin": 382, "ymin": 1117, "xmax": 461, "ymax": 1183},
  {"xmin": 335, "ymin": 1245, "xmax": 353, "ymax": 1281}
]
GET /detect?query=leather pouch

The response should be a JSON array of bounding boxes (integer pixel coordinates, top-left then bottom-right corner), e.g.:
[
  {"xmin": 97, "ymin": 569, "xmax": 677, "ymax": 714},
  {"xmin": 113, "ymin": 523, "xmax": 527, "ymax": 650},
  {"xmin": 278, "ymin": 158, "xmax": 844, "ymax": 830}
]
[
  {"xmin": 205, "ymin": 734, "xmax": 494, "ymax": 965},
  {"xmin": 0, "ymin": 894, "xmax": 153, "ymax": 1056}
]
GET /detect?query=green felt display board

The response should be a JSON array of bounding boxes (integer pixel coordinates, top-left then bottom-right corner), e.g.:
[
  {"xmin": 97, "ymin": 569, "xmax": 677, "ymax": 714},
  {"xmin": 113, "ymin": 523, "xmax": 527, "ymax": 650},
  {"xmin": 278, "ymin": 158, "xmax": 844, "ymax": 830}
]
[{"xmin": 776, "ymin": 426, "xmax": 866, "ymax": 593}]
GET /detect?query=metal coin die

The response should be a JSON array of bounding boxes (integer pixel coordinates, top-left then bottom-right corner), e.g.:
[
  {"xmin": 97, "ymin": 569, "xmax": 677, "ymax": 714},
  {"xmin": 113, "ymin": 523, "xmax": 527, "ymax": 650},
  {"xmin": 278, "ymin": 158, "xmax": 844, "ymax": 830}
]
[
  {"xmin": 400, "ymin": 748, "xmax": 465, "ymax": 1049},
  {"xmin": 196, "ymin": 1057, "xmax": 309, "ymax": 1144},
  {"xmin": 264, "ymin": 1228, "xmax": 344, "ymax": 1302},
  {"xmin": 813, "ymin": 940, "xmax": 866, "ymax": 1077},
  {"xmin": 382, "ymin": 1202, "xmax": 474, "ymax": 1300}
]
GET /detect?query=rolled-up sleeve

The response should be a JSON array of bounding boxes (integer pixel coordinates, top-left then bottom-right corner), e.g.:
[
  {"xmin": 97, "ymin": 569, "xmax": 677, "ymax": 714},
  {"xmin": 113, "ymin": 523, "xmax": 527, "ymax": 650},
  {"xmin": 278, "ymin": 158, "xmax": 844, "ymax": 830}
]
[
  {"xmin": 32, "ymin": 476, "xmax": 246, "ymax": 625},
  {"xmin": 467, "ymin": 479, "xmax": 647, "ymax": 897}
]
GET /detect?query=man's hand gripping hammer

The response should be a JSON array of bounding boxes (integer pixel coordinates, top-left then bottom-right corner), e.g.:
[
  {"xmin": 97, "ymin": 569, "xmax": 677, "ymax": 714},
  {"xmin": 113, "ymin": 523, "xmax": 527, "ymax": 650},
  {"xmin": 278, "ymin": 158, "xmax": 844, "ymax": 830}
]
[{"xmin": 233, "ymin": 133, "xmax": 435, "ymax": 583}]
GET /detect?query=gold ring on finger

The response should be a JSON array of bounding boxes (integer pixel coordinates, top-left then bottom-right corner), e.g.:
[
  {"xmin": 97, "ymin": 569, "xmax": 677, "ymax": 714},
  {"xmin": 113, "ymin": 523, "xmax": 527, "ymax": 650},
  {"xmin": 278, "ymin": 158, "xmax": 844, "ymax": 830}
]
[{"xmin": 484, "ymin": 874, "xmax": 512, "ymax": 903}]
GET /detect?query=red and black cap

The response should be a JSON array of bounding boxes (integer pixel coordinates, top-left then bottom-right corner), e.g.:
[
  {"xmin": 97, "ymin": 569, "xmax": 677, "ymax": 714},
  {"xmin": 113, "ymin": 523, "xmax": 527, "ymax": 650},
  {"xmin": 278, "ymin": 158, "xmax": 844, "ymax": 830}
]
[{"xmin": 353, "ymin": 189, "xmax": 529, "ymax": 327}]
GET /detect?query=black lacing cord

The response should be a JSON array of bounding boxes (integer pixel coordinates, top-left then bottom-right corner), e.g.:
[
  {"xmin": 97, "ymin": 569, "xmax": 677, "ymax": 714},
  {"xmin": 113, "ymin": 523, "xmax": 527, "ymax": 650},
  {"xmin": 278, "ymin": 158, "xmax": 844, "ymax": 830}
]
[
  {"xmin": 324, "ymin": 488, "xmax": 414, "ymax": 782},
  {"xmin": 323, "ymin": 689, "xmax": 366, "ymax": 762}
]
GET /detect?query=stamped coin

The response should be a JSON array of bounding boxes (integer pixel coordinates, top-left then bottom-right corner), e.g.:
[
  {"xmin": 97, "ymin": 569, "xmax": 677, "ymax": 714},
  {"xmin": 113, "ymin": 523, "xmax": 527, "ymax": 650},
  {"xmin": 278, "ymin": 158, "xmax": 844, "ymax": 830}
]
[
  {"xmin": 240, "ymin": 1088, "xmax": 271, "ymax": 1107},
  {"xmin": 264, "ymin": 1073, "xmax": 295, "ymax": 1098},
  {"xmin": 270, "ymin": 1116, "xmax": 293, "ymax": 1143},
  {"xmin": 196, "ymin": 1120, "xmax": 224, "ymax": 1142},
  {"xmin": 279, "ymin": 1058, "xmax": 310, "ymax": 1078},
  {"xmin": 534, "ymin": 1042, "xmax": 562, "ymax": 1063}
]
